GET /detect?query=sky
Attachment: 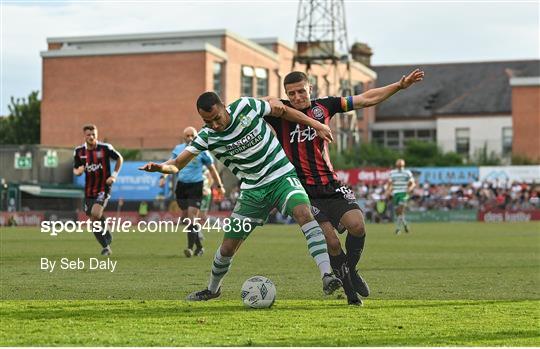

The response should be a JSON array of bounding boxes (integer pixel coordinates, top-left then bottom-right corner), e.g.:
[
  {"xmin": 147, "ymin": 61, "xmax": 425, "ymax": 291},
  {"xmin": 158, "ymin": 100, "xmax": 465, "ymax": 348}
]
[{"xmin": 1, "ymin": 0, "xmax": 539, "ymax": 115}]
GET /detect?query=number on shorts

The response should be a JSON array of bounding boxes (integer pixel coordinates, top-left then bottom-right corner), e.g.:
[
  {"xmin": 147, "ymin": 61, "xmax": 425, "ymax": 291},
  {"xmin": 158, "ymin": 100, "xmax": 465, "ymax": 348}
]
[{"xmin": 287, "ymin": 177, "xmax": 302, "ymax": 188}]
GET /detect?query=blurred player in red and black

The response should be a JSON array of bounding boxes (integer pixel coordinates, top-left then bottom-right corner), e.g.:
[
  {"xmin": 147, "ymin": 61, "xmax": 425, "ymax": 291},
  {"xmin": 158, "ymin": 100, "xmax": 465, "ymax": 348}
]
[
  {"xmin": 265, "ymin": 69, "xmax": 424, "ymax": 305},
  {"xmin": 73, "ymin": 124, "xmax": 123, "ymax": 255}
]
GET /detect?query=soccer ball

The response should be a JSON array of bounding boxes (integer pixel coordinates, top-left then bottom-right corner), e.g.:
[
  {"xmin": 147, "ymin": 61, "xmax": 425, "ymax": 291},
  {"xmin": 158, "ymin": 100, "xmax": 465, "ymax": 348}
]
[{"xmin": 241, "ymin": 276, "xmax": 276, "ymax": 309}]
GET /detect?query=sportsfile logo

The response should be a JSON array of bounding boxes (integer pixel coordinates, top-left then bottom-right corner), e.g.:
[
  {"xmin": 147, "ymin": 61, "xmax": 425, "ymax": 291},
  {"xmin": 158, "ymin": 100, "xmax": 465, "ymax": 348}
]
[{"xmin": 41, "ymin": 217, "xmax": 253, "ymax": 236}]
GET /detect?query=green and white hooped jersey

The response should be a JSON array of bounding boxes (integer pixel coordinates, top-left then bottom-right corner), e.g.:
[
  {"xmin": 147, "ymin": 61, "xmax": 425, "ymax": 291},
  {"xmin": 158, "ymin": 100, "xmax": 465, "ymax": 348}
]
[
  {"xmin": 186, "ymin": 97, "xmax": 295, "ymax": 190},
  {"xmin": 389, "ymin": 168, "xmax": 413, "ymax": 194}
]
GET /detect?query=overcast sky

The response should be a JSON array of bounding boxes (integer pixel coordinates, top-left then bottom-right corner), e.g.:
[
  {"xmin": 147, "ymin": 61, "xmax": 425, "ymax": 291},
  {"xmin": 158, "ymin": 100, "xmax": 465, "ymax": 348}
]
[{"xmin": 1, "ymin": 0, "xmax": 539, "ymax": 115}]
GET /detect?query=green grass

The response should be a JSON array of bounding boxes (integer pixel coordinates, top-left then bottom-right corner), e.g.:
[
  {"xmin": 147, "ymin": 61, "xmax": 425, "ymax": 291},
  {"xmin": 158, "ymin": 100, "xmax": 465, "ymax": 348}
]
[{"xmin": 1, "ymin": 222, "xmax": 539, "ymax": 345}]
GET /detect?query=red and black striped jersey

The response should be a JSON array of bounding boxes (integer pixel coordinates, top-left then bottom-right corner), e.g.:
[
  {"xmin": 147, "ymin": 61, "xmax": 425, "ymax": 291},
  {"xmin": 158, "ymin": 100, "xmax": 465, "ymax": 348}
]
[
  {"xmin": 73, "ymin": 142, "xmax": 121, "ymax": 198},
  {"xmin": 264, "ymin": 96, "xmax": 353, "ymax": 186}
]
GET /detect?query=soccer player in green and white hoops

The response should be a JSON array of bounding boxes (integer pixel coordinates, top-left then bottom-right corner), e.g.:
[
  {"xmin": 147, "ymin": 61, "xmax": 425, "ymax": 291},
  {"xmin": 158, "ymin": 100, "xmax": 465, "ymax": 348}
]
[
  {"xmin": 386, "ymin": 159, "xmax": 415, "ymax": 234},
  {"xmin": 140, "ymin": 92, "xmax": 342, "ymax": 301}
]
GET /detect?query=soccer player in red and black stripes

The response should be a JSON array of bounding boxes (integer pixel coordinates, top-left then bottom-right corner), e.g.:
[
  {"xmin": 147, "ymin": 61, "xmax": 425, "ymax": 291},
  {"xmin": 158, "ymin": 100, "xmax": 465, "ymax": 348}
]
[
  {"xmin": 265, "ymin": 69, "xmax": 424, "ymax": 305},
  {"xmin": 73, "ymin": 124, "xmax": 123, "ymax": 255}
]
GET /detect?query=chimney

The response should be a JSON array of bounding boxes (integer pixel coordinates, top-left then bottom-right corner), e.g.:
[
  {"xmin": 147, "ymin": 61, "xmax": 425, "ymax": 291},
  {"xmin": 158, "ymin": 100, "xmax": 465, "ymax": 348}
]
[{"xmin": 350, "ymin": 42, "xmax": 373, "ymax": 66}]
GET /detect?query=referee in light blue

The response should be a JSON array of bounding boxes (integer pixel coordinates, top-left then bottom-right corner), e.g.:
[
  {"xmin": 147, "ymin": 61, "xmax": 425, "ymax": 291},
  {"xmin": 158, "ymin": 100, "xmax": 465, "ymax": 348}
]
[{"xmin": 160, "ymin": 127, "xmax": 225, "ymax": 257}]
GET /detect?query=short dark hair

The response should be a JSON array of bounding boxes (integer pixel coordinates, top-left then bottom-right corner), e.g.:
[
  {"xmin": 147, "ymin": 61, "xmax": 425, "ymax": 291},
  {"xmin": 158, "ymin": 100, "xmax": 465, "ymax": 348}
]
[
  {"xmin": 197, "ymin": 92, "xmax": 223, "ymax": 112},
  {"xmin": 82, "ymin": 124, "xmax": 97, "ymax": 132},
  {"xmin": 283, "ymin": 71, "xmax": 309, "ymax": 87}
]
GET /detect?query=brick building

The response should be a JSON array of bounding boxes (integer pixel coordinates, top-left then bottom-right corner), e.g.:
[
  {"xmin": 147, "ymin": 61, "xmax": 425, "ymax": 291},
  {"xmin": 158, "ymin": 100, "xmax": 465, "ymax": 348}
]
[
  {"xmin": 510, "ymin": 77, "xmax": 540, "ymax": 162},
  {"xmin": 40, "ymin": 29, "xmax": 376, "ymax": 149}
]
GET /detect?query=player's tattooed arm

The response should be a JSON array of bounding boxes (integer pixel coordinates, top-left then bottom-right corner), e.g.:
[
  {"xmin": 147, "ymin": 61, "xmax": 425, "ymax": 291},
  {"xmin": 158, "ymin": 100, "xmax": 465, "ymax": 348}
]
[
  {"xmin": 139, "ymin": 149, "xmax": 196, "ymax": 174},
  {"xmin": 353, "ymin": 68, "xmax": 424, "ymax": 108}
]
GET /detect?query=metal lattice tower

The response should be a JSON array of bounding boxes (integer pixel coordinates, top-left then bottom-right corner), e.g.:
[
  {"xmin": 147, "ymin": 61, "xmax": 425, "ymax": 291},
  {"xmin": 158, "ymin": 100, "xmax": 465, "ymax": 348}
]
[{"xmin": 293, "ymin": 0, "xmax": 357, "ymax": 151}]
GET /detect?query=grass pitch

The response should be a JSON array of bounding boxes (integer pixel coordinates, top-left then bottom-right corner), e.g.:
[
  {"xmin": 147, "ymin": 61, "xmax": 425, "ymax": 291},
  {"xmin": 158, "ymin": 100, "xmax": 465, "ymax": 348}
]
[{"xmin": 1, "ymin": 222, "xmax": 539, "ymax": 346}]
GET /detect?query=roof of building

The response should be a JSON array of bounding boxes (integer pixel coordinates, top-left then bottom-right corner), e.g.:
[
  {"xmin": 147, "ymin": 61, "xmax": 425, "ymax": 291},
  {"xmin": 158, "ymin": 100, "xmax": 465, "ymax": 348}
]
[
  {"xmin": 42, "ymin": 29, "xmax": 278, "ymax": 61},
  {"xmin": 372, "ymin": 59, "xmax": 540, "ymax": 120}
]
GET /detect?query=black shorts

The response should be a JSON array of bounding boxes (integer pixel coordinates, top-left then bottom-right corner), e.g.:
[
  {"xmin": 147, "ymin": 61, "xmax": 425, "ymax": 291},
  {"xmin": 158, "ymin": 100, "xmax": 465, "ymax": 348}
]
[
  {"xmin": 304, "ymin": 181, "xmax": 360, "ymax": 229},
  {"xmin": 175, "ymin": 181, "xmax": 203, "ymax": 210},
  {"xmin": 84, "ymin": 191, "xmax": 111, "ymax": 216}
]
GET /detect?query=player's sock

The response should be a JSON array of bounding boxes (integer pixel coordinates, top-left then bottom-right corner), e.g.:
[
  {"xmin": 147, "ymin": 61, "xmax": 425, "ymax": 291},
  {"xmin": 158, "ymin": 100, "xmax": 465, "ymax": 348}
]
[
  {"xmin": 193, "ymin": 227, "xmax": 203, "ymax": 250},
  {"xmin": 329, "ymin": 249, "xmax": 346, "ymax": 270},
  {"xmin": 100, "ymin": 216, "xmax": 113, "ymax": 245},
  {"xmin": 208, "ymin": 248, "xmax": 233, "ymax": 293},
  {"xmin": 395, "ymin": 215, "xmax": 402, "ymax": 230},
  {"xmin": 186, "ymin": 225, "xmax": 195, "ymax": 250},
  {"xmin": 301, "ymin": 220, "xmax": 332, "ymax": 277},
  {"xmin": 346, "ymin": 233, "xmax": 365, "ymax": 270},
  {"xmin": 92, "ymin": 219, "xmax": 108, "ymax": 248},
  {"xmin": 402, "ymin": 215, "xmax": 408, "ymax": 227}
]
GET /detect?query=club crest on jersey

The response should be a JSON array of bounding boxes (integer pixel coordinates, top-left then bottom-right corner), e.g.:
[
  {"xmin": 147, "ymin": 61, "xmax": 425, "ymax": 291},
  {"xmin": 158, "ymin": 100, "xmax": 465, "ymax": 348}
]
[
  {"xmin": 96, "ymin": 150, "xmax": 104, "ymax": 159},
  {"xmin": 238, "ymin": 114, "xmax": 251, "ymax": 127},
  {"xmin": 311, "ymin": 106, "xmax": 325, "ymax": 120}
]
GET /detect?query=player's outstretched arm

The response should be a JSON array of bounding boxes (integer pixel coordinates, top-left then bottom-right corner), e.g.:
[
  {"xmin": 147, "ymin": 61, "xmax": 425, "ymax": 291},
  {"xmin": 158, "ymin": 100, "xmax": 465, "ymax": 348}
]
[
  {"xmin": 139, "ymin": 149, "xmax": 196, "ymax": 174},
  {"xmin": 353, "ymin": 68, "xmax": 425, "ymax": 108}
]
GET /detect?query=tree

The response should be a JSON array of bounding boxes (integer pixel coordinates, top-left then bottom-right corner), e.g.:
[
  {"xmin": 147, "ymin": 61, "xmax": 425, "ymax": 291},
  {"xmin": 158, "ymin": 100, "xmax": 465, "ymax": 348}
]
[
  {"xmin": 0, "ymin": 91, "xmax": 41, "ymax": 144},
  {"xmin": 329, "ymin": 140, "xmax": 464, "ymax": 168},
  {"xmin": 472, "ymin": 143, "xmax": 501, "ymax": 166},
  {"xmin": 403, "ymin": 140, "xmax": 463, "ymax": 166}
]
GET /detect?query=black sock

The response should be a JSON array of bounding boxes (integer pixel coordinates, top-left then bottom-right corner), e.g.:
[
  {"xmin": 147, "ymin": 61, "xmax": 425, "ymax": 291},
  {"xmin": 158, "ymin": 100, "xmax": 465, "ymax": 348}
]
[
  {"xmin": 92, "ymin": 219, "xmax": 108, "ymax": 248},
  {"xmin": 100, "ymin": 217, "xmax": 113, "ymax": 246},
  {"xmin": 193, "ymin": 228, "xmax": 203, "ymax": 250},
  {"xmin": 186, "ymin": 225, "xmax": 195, "ymax": 250},
  {"xmin": 346, "ymin": 233, "xmax": 365, "ymax": 270},
  {"xmin": 329, "ymin": 250, "xmax": 347, "ymax": 271}
]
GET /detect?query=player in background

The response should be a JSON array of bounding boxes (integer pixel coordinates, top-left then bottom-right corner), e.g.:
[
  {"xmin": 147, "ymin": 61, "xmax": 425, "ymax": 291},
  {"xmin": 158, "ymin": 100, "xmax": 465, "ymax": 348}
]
[
  {"xmin": 160, "ymin": 127, "xmax": 225, "ymax": 257},
  {"xmin": 73, "ymin": 124, "xmax": 123, "ymax": 255},
  {"xmin": 266, "ymin": 69, "xmax": 424, "ymax": 305},
  {"xmin": 140, "ymin": 92, "xmax": 342, "ymax": 301},
  {"xmin": 386, "ymin": 159, "xmax": 416, "ymax": 234}
]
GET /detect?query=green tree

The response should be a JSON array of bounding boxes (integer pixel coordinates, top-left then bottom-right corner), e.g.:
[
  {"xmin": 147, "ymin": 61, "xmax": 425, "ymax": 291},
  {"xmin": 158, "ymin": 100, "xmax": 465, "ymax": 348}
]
[
  {"xmin": 472, "ymin": 143, "xmax": 501, "ymax": 166},
  {"xmin": 356, "ymin": 142, "xmax": 399, "ymax": 167},
  {"xmin": 0, "ymin": 91, "xmax": 41, "ymax": 144},
  {"xmin": 403, "ymin": 140, "xmax": 463, "ymax": 166},
  {"xmin": 329, "ymin": 140, "xmax": 465, "ymax": 169}
]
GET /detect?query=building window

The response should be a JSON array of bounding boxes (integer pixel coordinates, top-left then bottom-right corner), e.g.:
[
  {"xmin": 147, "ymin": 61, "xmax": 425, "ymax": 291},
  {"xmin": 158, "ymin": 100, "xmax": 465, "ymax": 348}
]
[
  {"xmin": 455, "ymin": 128, "xmax": 470, "ymax": 156},
  {"xmin": 386, "ymin": 130, "xmax": 400, "ymax": 149},
  {"xmin": 213, "ymin": 62, "xmax": 223, "ymax": 99},
  {"xmin": 502, "ymin": 127, "xmax": 512, "ymax": 155},
  {"xmin": 403, "ymin": 130, "xmax": 416, "ymax": 140},
  {"xmin": 372, "ymin": 131, "xmax": 384, "ymax": 146},
  {"xmin": 255, "ymin": 68, "xmax": 268, "ymax": 97},
  {"xmin": 241, "ymin": 66, "xmax": 254, "ymax": 96},
  {"xmin": 417, "ymin": 129, "xmax": 432, "ymax": 139},
  {"xmin": 373, "ymin": 129, "xmax": 436, "ymax": 149}
]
